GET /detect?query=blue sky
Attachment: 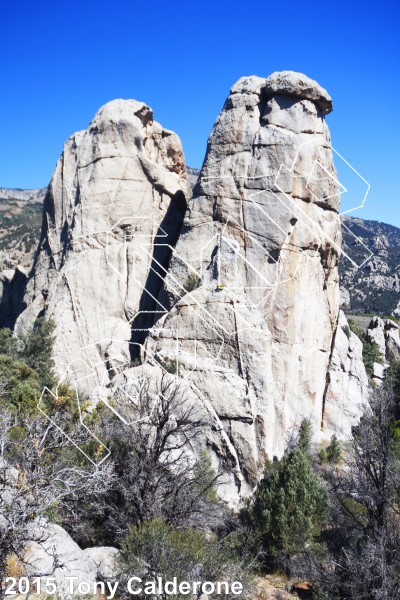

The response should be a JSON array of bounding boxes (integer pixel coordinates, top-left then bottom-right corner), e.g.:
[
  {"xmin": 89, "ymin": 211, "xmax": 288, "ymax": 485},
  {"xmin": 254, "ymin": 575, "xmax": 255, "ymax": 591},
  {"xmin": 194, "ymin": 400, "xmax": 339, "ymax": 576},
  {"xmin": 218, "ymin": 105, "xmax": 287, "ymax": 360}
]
[{"xmin": 1, "ymin": 0, "xmax": 399, "ymax": 225}]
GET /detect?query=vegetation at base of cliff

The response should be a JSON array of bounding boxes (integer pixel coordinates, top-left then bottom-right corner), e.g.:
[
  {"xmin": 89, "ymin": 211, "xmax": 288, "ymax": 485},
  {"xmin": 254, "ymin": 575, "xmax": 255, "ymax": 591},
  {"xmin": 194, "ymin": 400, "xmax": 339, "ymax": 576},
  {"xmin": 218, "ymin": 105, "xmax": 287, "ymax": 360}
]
[
  {"xmin": 0, "ymin": 318, "xmax": 56, "ymax": 394},
  {"xmin": 3, "ymin": 319, "xmax": 400, "ymax": 598},
  {"xmin": 66, "ymin": 376, "xmax": 227, "ymax": 546},
  {"xmin": 239, "ymin": 378, "xmax": 400, "ymax": 599},
  {"xmin": 0, "ymin": 334, "xmax": 257, "ymax": 588},
  {"xmin": 362, "ymin": 342, "xmax": 383, "ymax": 376},
  {"xmin": 244, "ymin": 419, "xmax": 328, "ymax": 566},
  {"xmin": 118, "ymin": 519, "xmax": 255, "ymax": 599},
  {"xmin": 273, "ymin": 380, "xmax": 400, "ymax": 599},
  {"xmin": 318, "ymin": 434, "xmax": 342, "ymax": 465}
]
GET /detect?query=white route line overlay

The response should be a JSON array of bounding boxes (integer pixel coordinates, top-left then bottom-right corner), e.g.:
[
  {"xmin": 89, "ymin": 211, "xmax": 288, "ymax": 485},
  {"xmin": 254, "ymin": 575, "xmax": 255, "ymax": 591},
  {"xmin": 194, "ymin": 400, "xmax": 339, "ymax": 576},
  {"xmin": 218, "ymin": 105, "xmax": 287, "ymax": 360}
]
[
  {"xmin": 39, "ymin": 140, "xmax": 372, "ymax": 465},
  {"xmin": 201, "ymin": 140, "xmax": 372, "ymax": 270},
  {"xmin": 38, "ymin": 347, "xmax": 184, "ymax": 467}
]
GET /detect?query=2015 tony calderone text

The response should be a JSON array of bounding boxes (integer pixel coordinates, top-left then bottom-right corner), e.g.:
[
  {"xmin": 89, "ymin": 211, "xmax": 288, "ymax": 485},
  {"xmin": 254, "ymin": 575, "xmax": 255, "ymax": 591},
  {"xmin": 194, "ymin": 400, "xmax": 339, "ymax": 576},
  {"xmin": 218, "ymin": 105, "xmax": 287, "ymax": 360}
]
[{"xmin": 4, "ymin": 576, "xmax": 243, "ymax": 597}]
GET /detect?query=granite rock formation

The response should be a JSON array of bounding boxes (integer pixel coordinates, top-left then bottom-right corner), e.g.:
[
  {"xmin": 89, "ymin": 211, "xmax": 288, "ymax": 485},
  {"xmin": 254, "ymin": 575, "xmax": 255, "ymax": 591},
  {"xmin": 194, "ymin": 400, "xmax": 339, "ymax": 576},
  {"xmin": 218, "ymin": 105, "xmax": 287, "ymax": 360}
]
[
  {"xmin": 140, "ymin": 71, "xmax": 369, "ymax": 498},
  {"xmin": 323, "ymin": 310, "xmax": 369, "ymax": 437},
  {"xmin": 14, "ymin": 73, "xmax": 370, "ymax": 502},
  {"xmin": 367, "ymin": 316, "xmax": 400, "ymax": 363},
  {"xmin": 23, "ymin": 520, "xmax": 118, "ymax": 595},
  {"xmin": 16, "ymin": 99, "xmax": 190, "ymax": 387}
]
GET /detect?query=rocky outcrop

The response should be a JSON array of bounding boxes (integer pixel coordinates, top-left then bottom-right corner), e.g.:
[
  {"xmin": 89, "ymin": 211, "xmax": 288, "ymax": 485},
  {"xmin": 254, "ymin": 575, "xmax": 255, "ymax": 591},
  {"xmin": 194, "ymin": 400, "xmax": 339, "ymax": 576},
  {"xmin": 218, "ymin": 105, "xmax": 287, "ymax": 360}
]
[
  {"xmin": 366, "ymin": 316, "xmax": 400, "ymax": 362},
  {"xmin": 1, "ymin": 458, "xmax": 118, "ymax": 590},
  {"xmin": 14, "ymin": 72, "xmax": 372, "ymax": 503},
  {"xmin": 23, "ymin": 519, "xmax": 118, "ymax": 595},
  {"xmin": 16, "ymin": 99, "xmax": 190, "ymax": 387},
  {"xmin": 322, "ymin": 311, "xmax": 369, "ymax": 439},
  {"xmin": 367, "ymin": 316, "xmax": 387, "ymax": 357}
]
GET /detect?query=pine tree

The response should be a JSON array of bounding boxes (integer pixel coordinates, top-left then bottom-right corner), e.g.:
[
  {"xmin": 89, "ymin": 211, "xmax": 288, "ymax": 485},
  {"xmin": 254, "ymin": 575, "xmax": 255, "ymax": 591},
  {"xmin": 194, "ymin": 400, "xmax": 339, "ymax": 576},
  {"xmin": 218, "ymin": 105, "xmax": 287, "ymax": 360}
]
[
  {"xmin": 297, "ymin": 418, "xmax": 312, "ymax": 453},
  {"xmin": 325, "ymin": 434, "xmax": 341, "ymax": 464},
  {"xmin": 250, "ymin": 420, "xmax": 327, "ymax": 560}
]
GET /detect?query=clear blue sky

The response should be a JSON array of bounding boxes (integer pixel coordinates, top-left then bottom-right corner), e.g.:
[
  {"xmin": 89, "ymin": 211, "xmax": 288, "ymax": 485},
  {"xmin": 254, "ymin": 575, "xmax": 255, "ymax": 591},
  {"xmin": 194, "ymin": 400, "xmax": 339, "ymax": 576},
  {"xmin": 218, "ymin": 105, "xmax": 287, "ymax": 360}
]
[{"xmin": 1, "ymin": 0, "xmax": 399, "ymax": 225}]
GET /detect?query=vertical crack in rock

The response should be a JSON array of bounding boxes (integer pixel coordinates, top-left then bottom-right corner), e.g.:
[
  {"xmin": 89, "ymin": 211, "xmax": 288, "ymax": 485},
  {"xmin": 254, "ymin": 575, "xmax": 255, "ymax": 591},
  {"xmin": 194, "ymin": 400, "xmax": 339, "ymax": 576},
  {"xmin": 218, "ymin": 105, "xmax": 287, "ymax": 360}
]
[
  {"xmin": 16, "ymin": 99, "xmax": 190, "ymax": 387},
  {"xmin": 13, "ymin": 73, "xmax": 371, "ymax": 506},
  {"xmin": 145, "ymin": 71, "xmax": 369, "ymax": 501},
  {"xmin": 129, "ymin": 189, "xmax": 186, "ymax": 357},
  {"xmin": 321, "ymin": 313, "xmax": 339, "ymax": 428}
]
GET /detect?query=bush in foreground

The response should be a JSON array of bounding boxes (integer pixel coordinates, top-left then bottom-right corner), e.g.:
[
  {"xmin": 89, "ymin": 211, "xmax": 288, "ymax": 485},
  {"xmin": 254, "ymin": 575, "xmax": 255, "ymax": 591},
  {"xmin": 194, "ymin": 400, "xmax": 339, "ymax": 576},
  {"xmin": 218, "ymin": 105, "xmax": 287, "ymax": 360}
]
[
  {"xmin": 248, "ymin": 419, "xmax": 328, "ymax": 564},
  {"xmin": 118, "ymin": 518, "xmax": 254, "ymax": 599}
]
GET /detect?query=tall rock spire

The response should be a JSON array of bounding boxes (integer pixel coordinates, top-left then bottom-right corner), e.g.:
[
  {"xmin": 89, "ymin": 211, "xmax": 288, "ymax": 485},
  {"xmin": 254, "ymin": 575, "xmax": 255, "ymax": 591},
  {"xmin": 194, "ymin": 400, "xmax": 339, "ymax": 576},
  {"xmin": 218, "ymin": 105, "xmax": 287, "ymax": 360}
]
[
  {"xmin": 15, "ymin": 73, "xmax": 369, "ymax": 503},
  {"xmin": 17, "ymin": 99, "xmax": 190, "ymax": 386},
  {"xmin": 143, "ymin": 71, "xmax": 367, "ymax": 497}
]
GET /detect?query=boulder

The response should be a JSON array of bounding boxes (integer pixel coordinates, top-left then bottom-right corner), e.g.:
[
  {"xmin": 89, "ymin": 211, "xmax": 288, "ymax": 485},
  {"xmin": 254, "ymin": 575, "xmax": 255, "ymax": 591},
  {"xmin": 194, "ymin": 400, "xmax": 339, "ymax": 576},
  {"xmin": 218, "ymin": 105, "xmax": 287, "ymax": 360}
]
[
  {"xmin": 384, "ymin": 319, "xmax": 400, "ymax": 361},
  {"xmin": 366, "ymin": 316, "xmax": 386, "ymax": 357},
  {"xmin": 262, "ymin": 70, "xmax": 333, "ymax": 114},
  {"xmin": 83, "ymin": 546, "xmax": 119, "ymax": 580},
  {"xmin": 339, "ymin": 286, "xmax": 351, "ymax": 309},
  {"xmin": 366, "ymin": 316, "xmax": 400, "ymax": 362},
  {"xmin": 22, "ymin": 519, "xmax": 118, "ymax": 596}
]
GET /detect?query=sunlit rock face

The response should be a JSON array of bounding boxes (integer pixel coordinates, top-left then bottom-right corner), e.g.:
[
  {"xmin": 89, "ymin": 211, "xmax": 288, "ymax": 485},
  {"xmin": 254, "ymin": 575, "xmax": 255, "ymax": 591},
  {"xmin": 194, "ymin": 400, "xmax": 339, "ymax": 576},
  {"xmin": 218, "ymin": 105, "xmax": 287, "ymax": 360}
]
[
  {"xmin": 17, "ymin": 99, "xmax": 190, "ymax": 386},
  {"xmin": 16, "ymin": 73, "xmax": 369, "ymax": 505},
  {"xmin": 145, "ymin": 71, "xmax": 368, "ymax": 499}
]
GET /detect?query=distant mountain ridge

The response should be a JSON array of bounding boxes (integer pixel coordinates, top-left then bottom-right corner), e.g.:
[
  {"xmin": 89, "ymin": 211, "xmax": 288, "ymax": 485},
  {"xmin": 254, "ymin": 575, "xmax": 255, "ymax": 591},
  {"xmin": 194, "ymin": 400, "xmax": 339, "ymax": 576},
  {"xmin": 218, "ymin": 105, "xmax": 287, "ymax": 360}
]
[
  {"xmin": 0, "ymin": 187, "xmax": 46, "ymax": 202},
  {"xmin": 0, "ymin": 188, "xmax": 45, "ymax": 271},
  {"xmin": 340, "ymin": 216, "xmax": 400, "ymax": 316}
]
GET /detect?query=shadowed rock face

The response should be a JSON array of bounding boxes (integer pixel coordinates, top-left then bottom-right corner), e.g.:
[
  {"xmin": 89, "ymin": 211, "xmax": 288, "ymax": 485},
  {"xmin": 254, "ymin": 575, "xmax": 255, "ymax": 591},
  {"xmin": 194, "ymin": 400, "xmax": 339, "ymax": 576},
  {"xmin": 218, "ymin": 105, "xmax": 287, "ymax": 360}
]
[{"xmin": 15, "ymin": 73, "xmax": 369, "ymax": 504}]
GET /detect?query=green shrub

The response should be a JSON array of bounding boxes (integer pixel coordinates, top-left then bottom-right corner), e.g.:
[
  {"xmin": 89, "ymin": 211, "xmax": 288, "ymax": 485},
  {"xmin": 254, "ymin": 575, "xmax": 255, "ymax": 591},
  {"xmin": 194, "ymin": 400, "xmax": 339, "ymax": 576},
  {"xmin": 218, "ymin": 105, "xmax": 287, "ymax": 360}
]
[
  {"xmin": 119, "ymin": 519, "xmax": 253, "ymax": 599},
  {"xmin": 0, "ymin": 354, "xmax": 40, "ymax": 412},
  {"xmin": 297, "ymin": 418, "xmax": 312, "ymax": 453},
  {"xmin": 159, "ymin": 356, "xmax": 180, "ymax": 375},
  {"xmin": 0, "ymin": 328, "xmax": 19, "ymax": 359},
  {"xmin": 319, "ymin": 435, "xmax": 342, "ymax": 465},
  {"xmin": 18, "ymin": 317, "xmax": 56, "ymax": 389},
  {"xmin": 318, "ymin": 448, "xmax": 328, "ymax": 464},
  {"xmin": 326, "ymin": 435, "xmax": 342, "ymax": 464},
  {"xmin": 362, "ymin": 341, "xmax": 383, "ymax": 376},
  {"xmin": 249, "ymin": 420, "xmax": 328, "ymax": 560},
  {"xmin": 185, "ymin": 272, "xmax": 201, "ymax": 292},
  {"xmin": 0, "ymin": 318, "xmax": 56, "ymax": 391},
  {"xmin": 347, "ymin": 318, "xmax": 362, "ymax": 337},
  {"xmin": 347, "ymin": 318, "xmax": 383, "ymax": 377}
]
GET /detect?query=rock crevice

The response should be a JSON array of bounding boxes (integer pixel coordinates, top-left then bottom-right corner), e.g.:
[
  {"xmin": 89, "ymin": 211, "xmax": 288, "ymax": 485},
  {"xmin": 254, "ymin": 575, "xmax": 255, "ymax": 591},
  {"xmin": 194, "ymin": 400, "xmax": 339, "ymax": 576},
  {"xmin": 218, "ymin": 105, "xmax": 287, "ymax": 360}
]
[{"xmin": 13, "ymin": 73, "xmax": 370, "ymax": 504}]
